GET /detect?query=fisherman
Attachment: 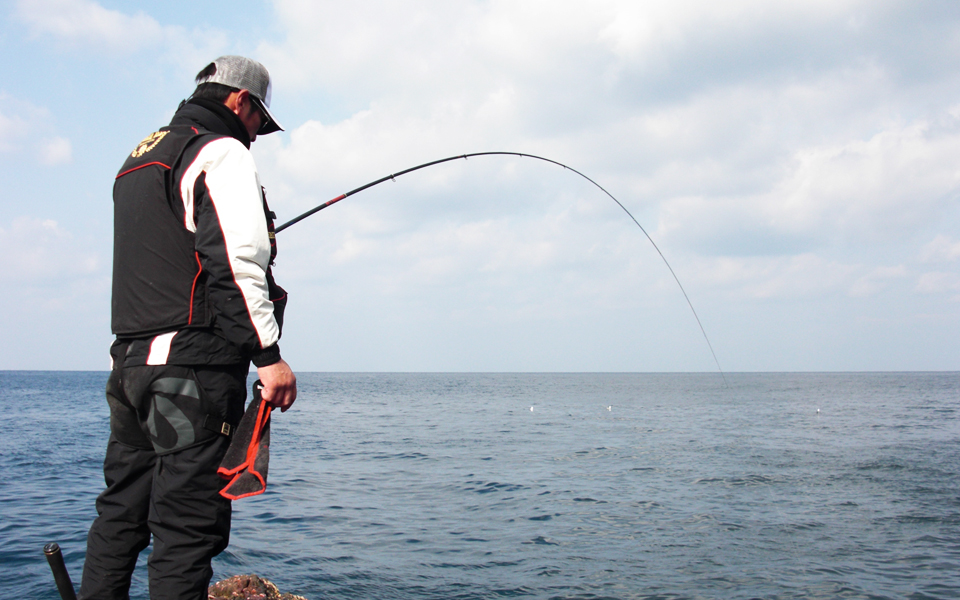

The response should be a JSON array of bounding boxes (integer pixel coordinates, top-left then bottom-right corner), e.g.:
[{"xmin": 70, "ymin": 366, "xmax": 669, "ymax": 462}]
[{"xmin": 79, "ymin": 56, "xmax": 297, "ymax": 600}]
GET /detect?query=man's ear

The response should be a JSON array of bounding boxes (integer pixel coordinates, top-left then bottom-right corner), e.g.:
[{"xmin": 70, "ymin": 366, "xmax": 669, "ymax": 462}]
[
  {"xmin": 235, "ymin": 89, "xmax": 250, "ymax": 111},
  {"xmin": 224, "ymin": 89, "xmax": 248, "ymax": 116}
]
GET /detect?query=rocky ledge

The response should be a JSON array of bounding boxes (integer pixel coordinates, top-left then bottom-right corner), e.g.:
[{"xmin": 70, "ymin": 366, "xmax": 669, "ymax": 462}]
[{"xmin": 208, "ymin": 574, "xmax": 307, "ymax": 600}]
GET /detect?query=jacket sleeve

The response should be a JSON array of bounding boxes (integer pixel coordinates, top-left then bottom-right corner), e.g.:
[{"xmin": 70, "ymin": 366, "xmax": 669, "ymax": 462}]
[{"xmin": 179, "ymin": 136, "xmax": 281, "ymax": 366}]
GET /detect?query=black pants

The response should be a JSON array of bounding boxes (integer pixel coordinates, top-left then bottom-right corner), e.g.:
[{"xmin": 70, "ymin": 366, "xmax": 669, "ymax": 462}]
[{"xmin": 79, "ymin": 362, "xmax": 247, "ymax": 600}]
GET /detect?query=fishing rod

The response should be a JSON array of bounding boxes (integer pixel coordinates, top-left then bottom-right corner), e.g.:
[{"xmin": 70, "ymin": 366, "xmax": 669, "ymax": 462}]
[{"xmin": 276, "ymin": 151, "xmax": 726, "ymax": 384}]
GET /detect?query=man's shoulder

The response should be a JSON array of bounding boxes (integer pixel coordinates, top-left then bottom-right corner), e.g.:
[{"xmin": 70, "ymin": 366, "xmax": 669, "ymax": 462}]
[
  {"xmin": 188, "ymin": 136, "xmax": 255, "ymax": 173},
  {"xmin": 186, "ymin": 130, "xmax": 250, "ymax": 156},
  {"xmin": 176, "ymin": 134, "xmax": 258, "ymax": 187},
  {"xmin": 117, "ymin": 126, "xmax": 209, "ymax": 177}
]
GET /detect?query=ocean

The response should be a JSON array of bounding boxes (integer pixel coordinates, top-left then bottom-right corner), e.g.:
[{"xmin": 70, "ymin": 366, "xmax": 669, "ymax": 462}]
[{"xmin": 2, "ymin": 371, "xmax": 958, "ymax": 599}]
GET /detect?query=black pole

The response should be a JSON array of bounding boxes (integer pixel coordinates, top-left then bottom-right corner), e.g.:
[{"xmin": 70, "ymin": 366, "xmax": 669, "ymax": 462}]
[
  {"xmin": 43, "ymin": 543, "xmax": 78, "ymax": 600},
  {"xmin": 273, "ymin": 151, "xmax": 727, "ymax": 385}
]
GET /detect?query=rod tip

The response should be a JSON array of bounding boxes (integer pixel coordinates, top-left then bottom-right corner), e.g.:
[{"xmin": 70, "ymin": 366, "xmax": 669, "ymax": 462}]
[{"xmin": 44, "ymin": 542, "xmax": 61, "ymax": 555}]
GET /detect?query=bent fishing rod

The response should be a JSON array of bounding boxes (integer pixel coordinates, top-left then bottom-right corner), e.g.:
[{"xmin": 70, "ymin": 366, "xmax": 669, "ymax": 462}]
[{"xmin": 276, "ymin": 151, "xmax": 726, "ymax": 384}]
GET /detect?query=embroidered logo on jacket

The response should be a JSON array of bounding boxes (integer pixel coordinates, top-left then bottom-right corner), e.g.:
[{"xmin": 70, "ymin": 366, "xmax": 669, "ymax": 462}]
[{"xmin": 131, "ymin": 131, "xmax": 169, "ymax": 158}]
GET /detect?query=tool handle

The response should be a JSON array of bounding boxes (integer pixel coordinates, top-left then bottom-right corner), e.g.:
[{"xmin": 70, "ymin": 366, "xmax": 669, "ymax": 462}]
[{"xmin": 44, "ymin": 543, "xmax": 78, "ymax": 600}]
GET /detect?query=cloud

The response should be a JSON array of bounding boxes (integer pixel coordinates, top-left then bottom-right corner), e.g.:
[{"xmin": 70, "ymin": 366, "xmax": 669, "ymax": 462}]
[
  {"xmin": 654, "ymin": 110, "xmax": 960, "ymax": 258},
  {"xmin": 15, "ymin": 0, "xmax": 164, "ymax": 49},
  {"xmin": 0, "ymin": 95, "xmax": 73, "ymax": 166},
  {"xmin": 244, "ymin": 0, "xmax": 960, "ymax": 329},
  {"xmin": 769, "ymin": 119, "xmax": 960, "ymax": 239},
  {"xmin": 921, "ymin": 235, "xmax": 960, "ymax": 264},
  {"xmin": 916, "ymin": 271, "xmax": 960, "ymax": 298},
  {"xmin": 14, "ymin": 0, "xmax": 230, "ymax": 72},
  {"xmin": 11, "ymin": 1, "xmax": 960, "ymax": 369},
  {"xmin": 684, "ymin": 253, "xmax": 860, "ymax": 300},
  {"xmin": 40, "ymin": 137, "xmax": 72, "ymax": 165},
  {"xmin": 849, "ymin": 265, "xmax": 908, "ymax": 297},
  {"xmin": 0, "ymin": 217, "xmax": 108, "ymax": 368},
  {"xmin": 0, "ymin": 105, "xmax": 32, "ymax": 152},
  {"xmin": 598, "ymin": 0, "xmax": 862, "ymax": 68},
  {"xmin": 1, "ymin": 217, "xmax": 100, "ymax": 283},
  {"xmin": 261, "ymin": 2, "xmax": 960, "ymax": 232}
]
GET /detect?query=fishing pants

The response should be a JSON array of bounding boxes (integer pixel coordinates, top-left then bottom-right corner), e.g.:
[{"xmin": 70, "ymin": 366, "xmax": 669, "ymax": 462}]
[{"xmin": 78, "ymin": 362, "xmax": 248, "ymax": 600}]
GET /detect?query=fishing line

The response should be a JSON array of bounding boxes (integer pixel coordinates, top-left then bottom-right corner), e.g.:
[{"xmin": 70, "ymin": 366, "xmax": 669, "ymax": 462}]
[{"xmin": 276, "ymin": 151, "xmax": 726, "ymax": 384}]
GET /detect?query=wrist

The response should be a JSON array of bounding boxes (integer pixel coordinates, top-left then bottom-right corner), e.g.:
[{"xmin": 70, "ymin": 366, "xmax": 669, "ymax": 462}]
[{"xmin": 252, "ymin": 343, "xmax": 281, "ymax": 367}]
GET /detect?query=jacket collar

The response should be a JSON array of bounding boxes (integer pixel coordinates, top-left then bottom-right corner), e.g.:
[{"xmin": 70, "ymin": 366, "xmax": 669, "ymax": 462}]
[{"xmin": 170, "ymin": 98, "xmax": 252, "ymax": 149}]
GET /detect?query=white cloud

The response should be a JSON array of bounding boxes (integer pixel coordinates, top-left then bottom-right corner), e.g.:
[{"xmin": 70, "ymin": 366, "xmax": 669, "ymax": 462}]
[
  {"xmin": 10, "ymin": 0, "xmax": 960, "ymax": 369},
  {"xmin": 245, "ymin": 0, "xmax": 960, "ymax": 327},
  {"xmin": 921, "ymin": 235, "xmax": 960, "ymax": 263},
  {"xmin": 40, "ymin": 137, "xmax": 72, "ymax": 165},
  {"xmin": 1, "ymin": 217, "xmax": 100, "ymax": 282},
  {"xmin": 916, "ymin": 271, "xmax": 960, "ymax": 297},
  {"xmin": 280, "ymin": 187, "xmax": 668, "ymax": 305},
  {"xmin": 686, "ymin": 253, "xmax": 860, "ymax": 300},
  {"xmin": 16, "ymin": 0, "xmax": 164, "ymax": 49},
  {"xmin": 258, "ymin": 2, "xmax": 960, "ymax": 256},
  {"xmin": 0, "ymin": 106, "xmax": 31, "ymax": 152},
  {"xmin": 849, "ymin": 265, "xmax": 908, "ymax": 297},
  {"xmin": 14, "ymin": 0, "xmax": 230, "ymax": 73},
  {"xmin": 0, "ymin": 218, "xmax": 109, "ymax": 368},
  {"xmin": 0, "ymin": 95, "xmax": 73, "ymax": 166},
  {"xmin": 597, "ymin": 0, "xmax": 863, "ymax": 64},
  {"xmin": 655, "ymin": 111, "xmax": 960, "ymax": 258},
  {"xmin": 769, "ymin": 119, "xmax": 960, "ymax": 238}
]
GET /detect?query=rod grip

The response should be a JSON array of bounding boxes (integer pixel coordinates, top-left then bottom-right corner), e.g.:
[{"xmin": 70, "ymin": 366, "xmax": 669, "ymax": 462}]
[{"xmin": 44, "ymin": 543, "xmax": 78, "ymax": 600}]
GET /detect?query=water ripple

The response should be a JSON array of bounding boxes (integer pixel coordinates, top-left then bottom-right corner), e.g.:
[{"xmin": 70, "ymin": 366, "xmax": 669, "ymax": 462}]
[{"xmin": 5, "ymin": 372, "xmax": 960, "ymax": 599}]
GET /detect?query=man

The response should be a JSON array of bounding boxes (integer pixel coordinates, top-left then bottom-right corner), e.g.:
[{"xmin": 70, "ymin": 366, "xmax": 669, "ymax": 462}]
[{"xmin": 79, "ymin": 56, "xmax": 297, "ymax": 600}]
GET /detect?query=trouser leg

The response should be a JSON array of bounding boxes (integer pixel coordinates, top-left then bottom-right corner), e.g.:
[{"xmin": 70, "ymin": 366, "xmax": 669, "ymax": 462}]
[
  {"xmin": 146, "ymin": 364, "xmax": 247, "ymax": 600},
  {"xmin": 79, "ymin": 438, "xmax": 155, "ymax": 600},
  {"xmin": 79, "ymin": 362, "xmax": 247, "ymax": 600},
  {"xmin": 80, "ymin": 370, "xmax": 155, "ymax": 600},
  {"xmin": 146, "ymin": 434, "xmax": 233, "ymax": 600}
]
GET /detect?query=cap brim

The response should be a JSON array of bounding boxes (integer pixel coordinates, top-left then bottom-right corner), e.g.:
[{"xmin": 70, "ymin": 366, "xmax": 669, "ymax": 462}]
[{"xmin": 251, "ymin": 96, "xmax": 283, "ymax": 135}]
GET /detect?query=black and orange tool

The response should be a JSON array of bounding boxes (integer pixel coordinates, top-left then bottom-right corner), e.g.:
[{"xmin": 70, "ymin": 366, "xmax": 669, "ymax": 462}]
[{"xmin": 218, "ymin": 381, "xmax": 272, "ymax": 500}]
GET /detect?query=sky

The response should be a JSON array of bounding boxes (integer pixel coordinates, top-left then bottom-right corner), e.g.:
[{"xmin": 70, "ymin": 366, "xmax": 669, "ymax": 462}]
[{"xmin": 3, "ymin": 0, "xmax": 960, "ymax": 372}]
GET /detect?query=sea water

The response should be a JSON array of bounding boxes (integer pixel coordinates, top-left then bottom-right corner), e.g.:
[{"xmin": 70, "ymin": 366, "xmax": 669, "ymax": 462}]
[{"xmin": 2, "ymin": 371, "xmax": 958, "ymax": 599}]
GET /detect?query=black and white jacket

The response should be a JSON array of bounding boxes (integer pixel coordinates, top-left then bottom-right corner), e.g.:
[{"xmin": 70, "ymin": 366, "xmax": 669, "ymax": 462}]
[{"xmin": 111, "ymin": 98, "xmax": 286, "ymax": 368}]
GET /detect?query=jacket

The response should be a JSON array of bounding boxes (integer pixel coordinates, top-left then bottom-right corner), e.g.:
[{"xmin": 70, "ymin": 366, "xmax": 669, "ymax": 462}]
[{"xmin": 111, "ymin": 98, "xmax": 286, "ymax": 368}]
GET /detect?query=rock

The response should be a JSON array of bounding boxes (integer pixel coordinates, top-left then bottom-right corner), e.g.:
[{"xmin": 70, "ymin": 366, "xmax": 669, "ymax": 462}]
[{"xmin": 208, "ymin": 574, "xmax": 307, "ymax": 600}]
